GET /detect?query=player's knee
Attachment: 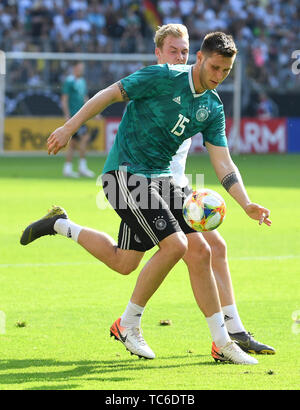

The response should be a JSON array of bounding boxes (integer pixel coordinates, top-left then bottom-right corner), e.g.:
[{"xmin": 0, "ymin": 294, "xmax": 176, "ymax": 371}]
[
  {"xmin": 210, "ymin": 236, "xmax": 227, "ymax": 260},
  {"xmin": 115, "ymin": 255, "xmax": 141, "ymax": 275},
  {"xmin": 197, "ymin": 243, "xmax": 211, "ymax": 264},
  {"xmin": 116, "ymin": 261, "xmax": 139, "ymax": 276},
  {"xmin": 161, "ymin": 232, "xmax": 188, "ymax": 261},
  {"xmin": 175, "ymin": 237, "xmax": 188, "ymax": 260},
  {"xmin": 113, "ymin": 248, "xmax": 143, "ymax": 275},
  {"xmin": 200, "ymin": 241, "xmax": 212, "ymax": 262},
  {"xmin": 117, "ymin": 267, "xmax": 133, "ymax": 276},
  {"xmin": 185, "ymin": 240, "xmax": 211, "ymax": 267},
  {"xmin": 175, "ymin": 235, "xmax": 188, "ymax": 260}
]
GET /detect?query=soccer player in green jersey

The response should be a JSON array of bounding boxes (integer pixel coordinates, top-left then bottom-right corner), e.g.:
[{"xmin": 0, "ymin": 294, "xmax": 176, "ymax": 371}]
[
  {"xmin": 154, "ymin": 25, "xmax": 275, "ymax": 355},
  {"xmin": 21, "ymin": 32, "xmax": 272, "ymax": 364},
  {"xmin": 116, "ymin": 24, "xmax": 275, "ymax": 356},
  {"xmin": 61, "ymin": 61, "xmax": 95, "ymax": 178}
]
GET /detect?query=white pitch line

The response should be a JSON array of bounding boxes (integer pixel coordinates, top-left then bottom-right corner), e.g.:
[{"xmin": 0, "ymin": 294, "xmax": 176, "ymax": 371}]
[
  {"xmin": 0, "ymin": 255, "xmax": 300, "ymax": 269},
  {"xmin": 0, "ymin": 261, "xmax": 100, "ymax": 269},
  {"xmin": 229, "ymin": 255, "xmax": 300, "ymax": 261}
]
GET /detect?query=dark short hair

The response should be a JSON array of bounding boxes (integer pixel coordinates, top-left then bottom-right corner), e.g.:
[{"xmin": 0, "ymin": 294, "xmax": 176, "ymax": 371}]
[{"xmin": 201, "ymin": 32, "xmax": 237, "ymax": 57}]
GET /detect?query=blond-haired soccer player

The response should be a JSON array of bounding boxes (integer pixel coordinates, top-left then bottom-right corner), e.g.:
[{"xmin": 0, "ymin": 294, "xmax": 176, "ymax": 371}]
[{"xmin": 21, "ymin": 30, "xmax": 274, "ymax": 364}]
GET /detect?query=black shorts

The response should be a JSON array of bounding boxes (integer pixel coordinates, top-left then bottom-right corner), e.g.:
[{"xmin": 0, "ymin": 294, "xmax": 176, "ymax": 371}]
[
  {"xmin": 102, "ymin": 170, "xmax": 195, "ymax": 251},
  {"xmin": 72, "ymin": 125, "xmax": 88, "ymax": 140}
]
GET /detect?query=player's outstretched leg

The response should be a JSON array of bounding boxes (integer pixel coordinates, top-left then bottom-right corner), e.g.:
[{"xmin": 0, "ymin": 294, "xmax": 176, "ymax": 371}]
[
  {"xmin": 211, "ymin": 341, "xmax": 258, "ymax": 365},
  {"xmin": 110, "ymin": 317, "xmax": 155, "ymax": 359},
  {"xmin": 20, "ymin": 206, "xmax": 68, "ymax": 245},
  {"xmin": 228, "ymin": 331, "xmax": 276, "ymax": 355}
]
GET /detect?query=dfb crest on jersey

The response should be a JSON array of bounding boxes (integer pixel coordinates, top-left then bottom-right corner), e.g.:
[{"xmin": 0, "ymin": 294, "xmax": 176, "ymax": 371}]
[{"xmin": 196, "ymin": 106, "xmax": 210, "ymax": 122}]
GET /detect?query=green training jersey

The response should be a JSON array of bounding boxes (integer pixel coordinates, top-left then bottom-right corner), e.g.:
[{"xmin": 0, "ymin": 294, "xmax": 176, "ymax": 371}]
[
  {"xmin": 62, "ymin": 75, "xmax": 87, "ymax": 117},
  {"xmin": 103, "ymin": 64, "xmax": 227, "ymax": 177}
]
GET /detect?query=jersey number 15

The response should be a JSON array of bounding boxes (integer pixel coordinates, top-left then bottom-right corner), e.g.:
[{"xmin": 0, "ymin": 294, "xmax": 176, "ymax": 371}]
[{"xmin": 171, "ymin": 114, "xmax": 190, "ymax": 137}]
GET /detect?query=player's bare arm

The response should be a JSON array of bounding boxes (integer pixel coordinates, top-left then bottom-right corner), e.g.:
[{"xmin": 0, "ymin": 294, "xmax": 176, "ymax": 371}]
[
  {"xmin": 206, "ymin": 142, "xmax": 271, "ymax": 226},
  {"xmin": 47, "ymin": 83, "xmax": 124, "ymax": 155}
]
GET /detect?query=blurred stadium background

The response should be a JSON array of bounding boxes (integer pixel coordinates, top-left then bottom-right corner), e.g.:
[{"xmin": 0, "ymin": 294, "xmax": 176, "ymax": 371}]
[{"xmin": 0, "ymin": 0, "xmax": 299, "ymax": 154}]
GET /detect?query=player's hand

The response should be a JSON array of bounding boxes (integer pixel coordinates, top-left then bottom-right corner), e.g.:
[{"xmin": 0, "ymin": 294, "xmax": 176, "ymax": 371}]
[
  {"xmin": 47, "ymin": 126, "xmax": 72, "ymax": 155},
  {"xmin": 244, "ymin": 203, "xmax": 272, "ymax": 226}
]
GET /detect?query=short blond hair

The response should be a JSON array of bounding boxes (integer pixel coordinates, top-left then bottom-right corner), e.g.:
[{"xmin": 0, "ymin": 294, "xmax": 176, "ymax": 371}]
[{"xmin": 154, "ymin": 24, "xmax": 189, "ymax": 49}]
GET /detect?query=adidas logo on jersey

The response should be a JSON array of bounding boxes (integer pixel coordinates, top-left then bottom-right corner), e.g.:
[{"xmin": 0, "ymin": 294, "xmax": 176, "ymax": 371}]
[{"xmin": 173, "ymin": 96, "xmax": 181, "ymax": 105}]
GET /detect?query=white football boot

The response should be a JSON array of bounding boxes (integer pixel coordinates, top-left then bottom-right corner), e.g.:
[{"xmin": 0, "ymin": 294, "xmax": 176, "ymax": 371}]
[
  {"xmin": 63, "ymin": 163, "xmax": 79, "ymax": 178},
  {"xmin": 110, "ymin": 318, "xmax": 155, "ymax": 359},
  {"xmin": 63, "ymin": 169, "xmax": 79, "ymax": 178},
  {"xmin": 211, "ymin": 341, "xmax": 258, "ymax": 365},
  {"xmin": 78, "ymin": 166, "xmax": 95, "ymax": 178}
]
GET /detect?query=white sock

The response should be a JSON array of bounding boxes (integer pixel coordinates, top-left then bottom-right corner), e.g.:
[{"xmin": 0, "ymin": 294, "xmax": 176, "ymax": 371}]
[
  {"xmin": 222, "ymin": 304, "xmax": 246, "ymax": 334},
  {"xmin": 206, "ymin": 311, "xmax": 231, "ymax": 348},
  {"xmin": 79, "ymin": 158, "xmax": 87, "ymax": 170},
  {"xmin": 53, "ymin": 218, "xmax": 82, "ymax": 242},
  {"xmin": 120, "ymin": 301, "xmax": 145, "ymax": 328},
  {"xmin": 63, "ymin": 162, "xmax": 73, "ymax": 172}
]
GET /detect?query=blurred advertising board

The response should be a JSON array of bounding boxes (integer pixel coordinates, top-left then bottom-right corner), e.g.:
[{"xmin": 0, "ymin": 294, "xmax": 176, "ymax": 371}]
[
  {"xmin": 4, "ymin": 116, "xmax": 299, "ymax": 153},
  {"xmin": 226, "ymin": 118, "xmax": 287, "ymax": 153},
  {"xmin": 287, "ymin": 118, "xmax": 300, "ymax": 153},
  {"xmin": 4, "ymin": 117, "xmax": 105, "ymax": 151}
]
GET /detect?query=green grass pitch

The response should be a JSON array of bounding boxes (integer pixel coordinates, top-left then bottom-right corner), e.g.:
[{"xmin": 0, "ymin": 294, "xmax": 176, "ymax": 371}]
[{"xmin": 0, "ymin": 153, "xmax": 299, "ymax": 390}]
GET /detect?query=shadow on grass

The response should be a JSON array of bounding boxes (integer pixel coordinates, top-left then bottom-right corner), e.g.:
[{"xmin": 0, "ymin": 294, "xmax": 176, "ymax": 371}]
[
  {"xmin": 26, "ymin": 384, "xmax": 80, "ymax": 390},
  {"xmin": 0, "ymin": 355, "xmax": 214, "ymax": 389}
]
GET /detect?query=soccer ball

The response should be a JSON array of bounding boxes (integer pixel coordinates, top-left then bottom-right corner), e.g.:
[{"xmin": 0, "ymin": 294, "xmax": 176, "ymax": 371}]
[{"xmin": 183, "ymin": 189, "xmax": 226, "ymax": 232}]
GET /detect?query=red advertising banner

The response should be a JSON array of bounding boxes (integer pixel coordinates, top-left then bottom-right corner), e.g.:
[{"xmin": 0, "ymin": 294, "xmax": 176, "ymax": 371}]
[
  {"xmin": 105, "ymin": 117, "xmax": 121, "ymax": 153},
  {"xmin": 226, "ymin": 118, "xmax": 287, "ymax": 153}
]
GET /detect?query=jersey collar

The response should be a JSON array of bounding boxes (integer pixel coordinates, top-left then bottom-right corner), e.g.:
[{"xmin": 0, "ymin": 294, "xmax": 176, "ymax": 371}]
[{"xmin": 188, "ymin": 66, "xmax": 207, "ymax": 98}]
